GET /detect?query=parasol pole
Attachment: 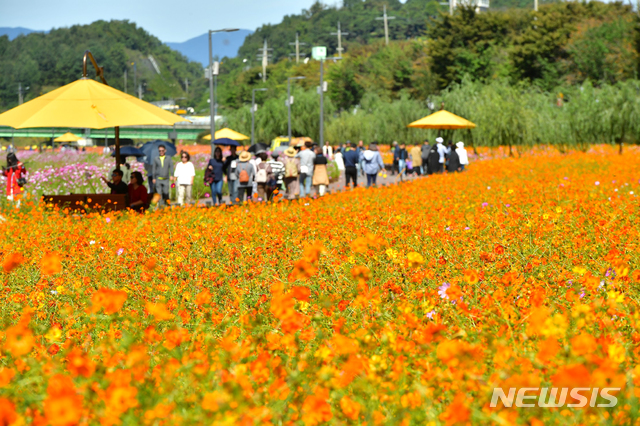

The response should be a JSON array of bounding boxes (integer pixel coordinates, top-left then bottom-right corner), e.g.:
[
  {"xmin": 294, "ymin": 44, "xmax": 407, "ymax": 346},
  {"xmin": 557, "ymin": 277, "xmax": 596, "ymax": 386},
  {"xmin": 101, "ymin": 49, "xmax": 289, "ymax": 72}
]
[{"xmin": 82, "ymin": 50, "xmax": 121, "ymax": 170}]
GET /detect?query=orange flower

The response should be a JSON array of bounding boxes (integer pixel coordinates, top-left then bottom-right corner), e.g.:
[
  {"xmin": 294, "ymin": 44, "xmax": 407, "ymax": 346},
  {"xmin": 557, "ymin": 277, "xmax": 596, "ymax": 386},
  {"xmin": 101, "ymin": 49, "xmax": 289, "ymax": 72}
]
[
  {"xmin": 0, "ymin": 368, "xmax": 15, "ymax": 388},
  {"xmin": 439, "ymin": 393, "xmax": 470, "ymax": 426},
  {"xmin": 339, "ymin": 396, "xmax": 361, "ymax": 420},
  {"xmin": 2, "ymin": 253, "xmax": 24, "ymax": 273},
  {"xmin": 66, "ymin": 348, "xmax": 96, "ymax": 378},
  {"xmin": 301, "ymin": 388, "xmax": 332, "ymax": 426},
  {"xmin": 551, "ymin": 364, "xmax": 592, "ymax": 388},
  {"xmin": 290, "ymin": 286, "xmax": 311, "ymax": 302},
  {"xmin": 445, "ymin": 285, "xmax": 463, "ymax": 301},
  {"xmin": 145, "ymin": 302, "xmax": 174, "ymax": 321},
  {"xmin": 4, "ymin": 323, "xmax": 34, "ymax": 357},
  {"xmin": 41, "ymin": 252, "xmax": 62, "ymax": 276},
  {"xmin": 0, "ymin": 398, "xmax": 17, "ymax": 426},
  {"xmin": 570, "ymin": 333, "xmax": 598, "ymax": 357},
  {"xmin": 463, "ymin": 269, "xmax": 479, "ymax": 285},
  {"xmin": 91, "ymin": 288, "xmax": 127, "ymax": 315},
  {"xmin": 44, "ymin": 375, "xmax": 83, "ymax": 426},
  {"xmin": 350, "ymin": 237, "xmax": 368, "ymax": 254}
]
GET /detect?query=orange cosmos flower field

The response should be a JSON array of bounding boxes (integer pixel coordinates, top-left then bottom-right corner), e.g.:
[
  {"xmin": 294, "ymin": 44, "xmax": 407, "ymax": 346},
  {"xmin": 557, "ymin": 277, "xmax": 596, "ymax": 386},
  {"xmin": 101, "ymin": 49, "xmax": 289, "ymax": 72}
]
[{"xmin": 0, "ymin": 146, "xmax": 639, "ymax": 425}]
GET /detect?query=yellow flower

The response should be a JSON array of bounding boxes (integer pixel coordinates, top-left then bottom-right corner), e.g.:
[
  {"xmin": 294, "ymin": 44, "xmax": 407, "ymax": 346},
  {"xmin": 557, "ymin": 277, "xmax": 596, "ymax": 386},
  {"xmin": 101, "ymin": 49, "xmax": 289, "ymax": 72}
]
[
  {"xmin": 407, "ymin": 252, "xmax": 425, "ymax": 268},
  {"xmin": 608, "ymin": 343, "xmax": 626, "ymax": 364}
]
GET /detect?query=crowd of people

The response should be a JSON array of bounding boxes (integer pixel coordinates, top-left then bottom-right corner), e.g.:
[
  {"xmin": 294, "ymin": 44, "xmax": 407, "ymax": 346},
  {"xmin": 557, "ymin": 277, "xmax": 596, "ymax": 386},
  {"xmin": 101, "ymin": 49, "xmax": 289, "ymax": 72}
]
[{"xmin": 2, "ymin": 137, "xmax": 470, "ymax": 209}]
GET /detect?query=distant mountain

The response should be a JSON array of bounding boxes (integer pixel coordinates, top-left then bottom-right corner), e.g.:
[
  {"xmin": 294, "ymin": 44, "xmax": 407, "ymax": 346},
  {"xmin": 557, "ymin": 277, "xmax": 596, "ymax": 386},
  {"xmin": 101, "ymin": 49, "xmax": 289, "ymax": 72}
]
[
  {"xmin": 166, "ymin": 29, "xmax": 252, "ymax": 65},
  {"xmin": 0, "ymin": 27, "xmax": 45, "ymax": 40}
]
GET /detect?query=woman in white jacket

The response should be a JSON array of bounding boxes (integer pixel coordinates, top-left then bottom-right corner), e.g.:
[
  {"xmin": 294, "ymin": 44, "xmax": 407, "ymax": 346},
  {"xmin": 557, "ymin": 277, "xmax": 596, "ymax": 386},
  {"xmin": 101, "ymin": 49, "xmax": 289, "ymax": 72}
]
[{"xmin": 456, "ymin": 142, "xmax": 469, "ymax": 171}]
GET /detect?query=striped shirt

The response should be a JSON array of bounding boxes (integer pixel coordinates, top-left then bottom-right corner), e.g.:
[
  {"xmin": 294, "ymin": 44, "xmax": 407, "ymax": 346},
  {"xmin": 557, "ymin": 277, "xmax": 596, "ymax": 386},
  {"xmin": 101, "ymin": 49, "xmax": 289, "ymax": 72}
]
[{"xmin": 267, "ymin": 160, "xmax": 285, "ymax": 184}]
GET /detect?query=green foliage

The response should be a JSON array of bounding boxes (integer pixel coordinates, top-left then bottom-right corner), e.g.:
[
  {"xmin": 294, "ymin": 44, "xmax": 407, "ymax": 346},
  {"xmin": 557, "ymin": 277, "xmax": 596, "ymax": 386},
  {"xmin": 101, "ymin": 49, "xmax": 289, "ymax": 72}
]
[{"xmin": 0, "ymin": 20, "xmax": 206, "ymax": 112}]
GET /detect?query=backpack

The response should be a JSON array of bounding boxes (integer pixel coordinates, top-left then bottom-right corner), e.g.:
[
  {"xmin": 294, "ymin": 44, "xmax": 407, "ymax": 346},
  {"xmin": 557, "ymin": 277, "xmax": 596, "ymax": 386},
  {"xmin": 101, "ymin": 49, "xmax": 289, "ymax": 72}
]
[
  {"xmin": 284, "ymin": 160, "xmax": 298, "ymax": 178},
  {"xmin": 239, "ymin": 167, "xmax": 250, "ymax": 184},
  {"xmin": 255, "ymin": 164, "xmax": 268, "ymax": 183}
]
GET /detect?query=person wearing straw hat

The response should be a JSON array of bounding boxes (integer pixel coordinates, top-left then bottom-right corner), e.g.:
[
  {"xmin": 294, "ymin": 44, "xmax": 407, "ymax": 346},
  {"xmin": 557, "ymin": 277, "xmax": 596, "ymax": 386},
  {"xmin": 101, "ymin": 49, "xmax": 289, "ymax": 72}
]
[
  {"xmin": 236, "ymin": 151, "xmax": 255, "ymax": 202},
  {"xmin": 282, "ymin": 147, "xmax": 300, "ymax": 200}
]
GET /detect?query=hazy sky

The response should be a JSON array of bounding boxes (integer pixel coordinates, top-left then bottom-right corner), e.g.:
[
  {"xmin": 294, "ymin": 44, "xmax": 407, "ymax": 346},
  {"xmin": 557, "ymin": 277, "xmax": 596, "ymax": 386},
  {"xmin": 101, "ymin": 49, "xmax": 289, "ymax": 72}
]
[{"xmin": 0, "ymin": 0, "xmax": 325, "ymax": 42}]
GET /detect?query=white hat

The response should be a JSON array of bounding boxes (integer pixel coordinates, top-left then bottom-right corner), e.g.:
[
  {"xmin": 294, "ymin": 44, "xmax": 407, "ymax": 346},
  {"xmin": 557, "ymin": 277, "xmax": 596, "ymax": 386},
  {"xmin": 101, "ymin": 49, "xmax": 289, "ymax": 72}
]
[
  {"xmin": 456, "ymin": 141, "xmax": 464, "ymax": 148},
  {"xmin": 436, "ymin": 137, "xmax": 444, "ymax": 143}
]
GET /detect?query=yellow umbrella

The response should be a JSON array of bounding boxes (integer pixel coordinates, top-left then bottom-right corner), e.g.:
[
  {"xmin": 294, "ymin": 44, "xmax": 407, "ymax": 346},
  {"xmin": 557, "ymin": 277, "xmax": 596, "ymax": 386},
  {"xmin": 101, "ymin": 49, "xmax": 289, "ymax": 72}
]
[
  {"xmin": 0, "ymin": 78, "xmax": 187, "ymax": 129},
  {"xmin": 54, "ymin": 132, "xmax": 81, "ymax": 142},
  {"xmin": 203, "ymin": 128, "xmax": 249, "ymax": 141},
  {"xmin": 408, "ymin": 110, "xmax": 476, "ymax": 130}
]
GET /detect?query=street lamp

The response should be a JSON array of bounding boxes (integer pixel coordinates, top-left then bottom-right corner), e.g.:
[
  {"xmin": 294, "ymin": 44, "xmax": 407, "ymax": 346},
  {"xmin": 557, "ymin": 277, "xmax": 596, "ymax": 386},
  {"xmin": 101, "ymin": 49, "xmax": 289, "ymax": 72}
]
[
  {"xmin": 251, "ymin": 88, "xmax": 268, "ymax": 146},
  {"xmin": 287, "ymin": 76, "xmax": 306, "ymax": 144},
  {"xmin": 208, "ymin": 28, "xmax": 239, "ymax": 157}
]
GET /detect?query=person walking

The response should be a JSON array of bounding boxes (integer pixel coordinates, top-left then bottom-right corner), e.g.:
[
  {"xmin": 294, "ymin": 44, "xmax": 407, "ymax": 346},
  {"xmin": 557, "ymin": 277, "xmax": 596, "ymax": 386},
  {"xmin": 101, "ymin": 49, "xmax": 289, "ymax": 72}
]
[
  {"xmin": 410, "ymin": 144, "xmax": 422, "ymax": 176},
  {"xmin": 397, "ymin": 144, "xmax": 408, "ymax": 181},
  {"xmin": 362, "ymin": 144, "xmax": 385, "ymax": 188},
  {"xmin": 206, "ymin": 147, "xmax": 225, "ymax": 205},
  {"xmin": 254, "ymin": 151, "xmax": 273, "ymax": 201},
  {"xmin": 322, "ymin": 142, "xmax": 333, "ymax": 160},
  {"xmin": 267, "ymin": 152, "xmax": 285, "ymax": 200},
  {"xmin": 236, "ymin": 151, "xmax": 254, "ymax": 202},
  {"xmin": 152, "ymin": 144, "xmax": 173, "ymax": 206},
  {"xmin": 456, "ymin": 142, "xmax": 469, "ymax": 171},
  {"xmin": 222, "ymin": 146, "xmax": 240, "ymax": 204},
  {"xmin": 282, "ymin": 147, "xmax": 300, "ymax": 200},
  {"xmin": 312, "ymin": 146, "xmax": 329, "ymax": 196},
  {"xmin": 392, "ymin": 141, "xmax": 400, "ymax": 175},
  {"xmin": 343, "ymin": 142, "xmax": 359, "ymax": 188},
  {"xmin": 128, "ymin": 171, "xmax": 148, "ymax": 212},
  {"xmin": 435, "ymin": 137, "xmax": 450, "ymax": 174},
  {"xmin": 2, "ymin": 152, "xmax": 26, "ymax": 205},
  {"xmin": 296, "ymin": 141, "xmax": 316, "ymax": 198},
  {"xmin": 420, "ymin": 140, "xmax": 431, "ymax": 175},
  {"xmin": 334, "ymin": 148, "xmax": 345, "ymax": 175},
  {"xmin": 174, "ymin": 151, "xmax": 195, "ymax": 206}
]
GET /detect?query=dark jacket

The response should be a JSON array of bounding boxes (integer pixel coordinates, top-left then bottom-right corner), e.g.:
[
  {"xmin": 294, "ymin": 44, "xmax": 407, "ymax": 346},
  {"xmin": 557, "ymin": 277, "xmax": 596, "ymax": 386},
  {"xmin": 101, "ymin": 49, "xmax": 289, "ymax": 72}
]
[
  {"xmin": 152, "ymin": 156, "xmax": 173, "ymax": 180},
  {"xmin": 447, "ymin": 150, "xmax": 461, "ymax": 172},
  {"xmin": 421, "ymin": 144, "xmax": 431, "ymax": 160},
  {"xmin": 107, "ymin": 181, "xmax": 129, "ymax": 195},
  {"xmin": 343, "ymin": 149, "xmax": 359, "ymax": 168},
  {"xmin": 314, "ymin": 154, "xmax": 328, "ymax": 166},
  {"xmin": 398, "ymin": 148, "xmax": 408, "ymax": 161},
  {"xmin": 207, "ymin": 158, "xmax": 225, "ymax": 183},
  {"xmin": 427, "ymin": 146, "xmax": 440, "ymax": 175}
]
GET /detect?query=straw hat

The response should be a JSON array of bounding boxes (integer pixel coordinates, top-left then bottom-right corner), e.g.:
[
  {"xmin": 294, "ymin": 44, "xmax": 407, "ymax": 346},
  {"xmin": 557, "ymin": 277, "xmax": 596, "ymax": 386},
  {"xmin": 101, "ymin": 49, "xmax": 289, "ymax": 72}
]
[
  {"xmin": 239, "ymin": 151, "xmax": 252, "ymax": 162},
  {"xmin": 284, "ymin": 147, "xmax": 297, "ymax": 158}
]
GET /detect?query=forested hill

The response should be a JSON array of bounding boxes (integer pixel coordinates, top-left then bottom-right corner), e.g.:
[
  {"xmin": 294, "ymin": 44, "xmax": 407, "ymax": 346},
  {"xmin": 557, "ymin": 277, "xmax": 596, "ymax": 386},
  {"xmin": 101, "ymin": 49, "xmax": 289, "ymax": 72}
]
[
  {"xmin": 0, "ymin": 20, "xmax": 205, "ymax": 112},
  {"xmin": 236, "ymin": 0, "xmax": 561, "ymax": 62}
]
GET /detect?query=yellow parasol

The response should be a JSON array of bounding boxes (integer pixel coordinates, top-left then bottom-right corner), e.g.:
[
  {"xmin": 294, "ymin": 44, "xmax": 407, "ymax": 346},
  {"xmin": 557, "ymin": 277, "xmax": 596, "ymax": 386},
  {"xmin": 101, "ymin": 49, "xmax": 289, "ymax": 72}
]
[
  {"xmin": 408, "ymin": 110, "xmax": 476, "ymax": 130},
  {"xmin": 54, "ymin": 132, "xmax": 81, "ymax": 142},
  {"xmin": 203, "ymin": 128, "xmax": 249, "ymax": 141},
  {"xmin": 0, "ymin": 51, "xmax": 188, "ymax": 168}
]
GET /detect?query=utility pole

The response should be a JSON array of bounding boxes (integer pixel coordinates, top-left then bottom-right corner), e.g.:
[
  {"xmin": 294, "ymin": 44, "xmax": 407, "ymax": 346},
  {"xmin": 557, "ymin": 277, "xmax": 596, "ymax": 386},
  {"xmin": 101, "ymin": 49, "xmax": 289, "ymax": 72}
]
[
  {"xmin": 208, "ymin": 28, "xmax": 239, "ymax": 156},
  {"xmin": 251, "ymin": 88, "xmax": 267, "ymax": 146},
  {"xmin": 257, "ymin": 39, "xmax": 273, "ymax": 83},
  {"xmin": 124, "ymin": 70, "xmax": 127, "ymax": 94},
  {"xmin": 184, "ymin": 78, "xmax": 189, "ymax": 96},
  {"xmin": 138, "ymin": 84, "xmax": 143, "ymax": 100},
  {"xmin": 319, "ymin": 60, "xmax": 325, "ymax": 146},
  {"xmin": 133, "ymin": 62, "xmax": 137, "ymax": 96},
  {"xmin": 534, "ymin": 0, "xmax": 538, "ymax": 12},
  {"xmin": 287, "ymin": 76, "xmax": 306, "ymax": 143},
  {"xmin": 18, "ymin": 83, "xmax": 24, "ymax": 105},
  {"xmin": 289, "ymin": 33, "xmax": 307, "ymax": 64},
  {"xmin": 376, "ymin": 5, "xmax": 396, "ymax": 46},
  {"xmin": 330, "ymin": 22, "xmax": 349, "ymax": 56}
]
